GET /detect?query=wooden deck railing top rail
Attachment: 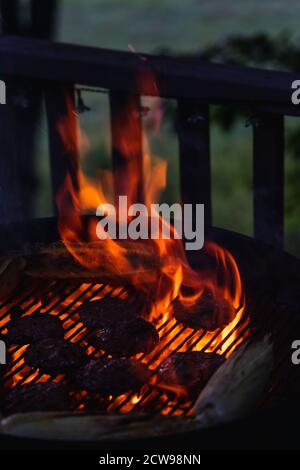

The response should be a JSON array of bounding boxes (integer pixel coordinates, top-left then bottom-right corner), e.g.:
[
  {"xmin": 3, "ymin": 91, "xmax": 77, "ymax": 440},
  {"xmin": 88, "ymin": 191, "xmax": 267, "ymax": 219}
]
[{"xmin": 0, "ymin": 35, "xmax": 299, "ymax": 116}]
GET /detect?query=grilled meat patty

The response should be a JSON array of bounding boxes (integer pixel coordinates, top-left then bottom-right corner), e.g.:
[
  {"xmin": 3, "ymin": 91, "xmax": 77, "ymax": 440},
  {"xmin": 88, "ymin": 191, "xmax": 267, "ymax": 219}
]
[
  {"xmin": 95, "ymin": 316, "xmax": 159, "ymax": 358},
  {"xmin": 25, "ymin": 338, "xmax": 87, "ymax": 375},
  {"xmin": 5, "ymin": 313, "xmax": 63, "ymax": 345},
  {"xmin": 77, "ymin": 297, "xmax": 140, "ymax": 329},
  {"xmin": 74, "ymin": 358, "xmax": 151, "ymax": 395},
  {"xmin": 173, "ymin": 289, "xmax": 235, "ymax": 331},
  {"xmin": 2, "ymin": 383, "xmax": 70, "ymax": 416},
  {"xmin": 158, "ymin": 351, "xmax": 225, "ymax": 396}
]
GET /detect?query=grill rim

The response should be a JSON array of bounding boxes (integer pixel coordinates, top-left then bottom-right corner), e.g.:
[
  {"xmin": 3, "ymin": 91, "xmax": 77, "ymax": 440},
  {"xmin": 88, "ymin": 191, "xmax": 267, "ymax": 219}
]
[{"xmin": 1, "ymin": 219, "xmax": 300, "ymax": 440}]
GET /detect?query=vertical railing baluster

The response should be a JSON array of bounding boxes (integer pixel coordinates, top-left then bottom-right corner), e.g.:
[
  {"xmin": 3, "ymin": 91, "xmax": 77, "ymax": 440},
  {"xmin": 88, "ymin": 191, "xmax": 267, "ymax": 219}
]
[
  {"xmin": 45, "ymin": 83, "xmax": 79, "ymax": 214},
  {"xmin": 109, "ymin": 91, "xmax": 144, "ymax": 205},
  {"xmin": 177, "ymin": 100, "xmax": 211, "ymax": 227},
  {"xmin": 252, "ymin": 113, "xmax": 284, "ymax": 249}
]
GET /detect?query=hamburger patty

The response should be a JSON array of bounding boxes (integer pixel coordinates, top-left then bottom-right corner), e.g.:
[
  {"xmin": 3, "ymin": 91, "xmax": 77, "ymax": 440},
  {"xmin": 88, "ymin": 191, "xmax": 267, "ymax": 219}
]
[
  {"xmin": 95, "ymin": 316, "xmax": 159, "ymax": 358},
  {"xmin": 2, "ymin": 383, "xmax": 70, "ymax": 416},
  {"xmin": 158, "ymin": 351, "xmax": 225, "ymax": 396},
  {"xmin": 173, "ymin": 289, "xmax": 235, "ymax": 331},
  {"xmin": 77, "ymin": 297, "xmax": 140, "ymax": 329},
  {"xmin": 74, "ymin": 358, "xmax": 151, "ymax": 395},
  {"xmin": 5, "ymin": 313, "xmax": 63, "ymax": 345},
  {"xmin": 25, "ymin": 338, "xmax": 87, "ymax": 375}
]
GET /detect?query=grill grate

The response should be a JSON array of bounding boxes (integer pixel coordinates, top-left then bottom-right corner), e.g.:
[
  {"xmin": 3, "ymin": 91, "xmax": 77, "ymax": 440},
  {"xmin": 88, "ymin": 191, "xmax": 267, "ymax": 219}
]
[{"xmin": 0, "ymin": 275, "xmax": 296, "ymax": 416}]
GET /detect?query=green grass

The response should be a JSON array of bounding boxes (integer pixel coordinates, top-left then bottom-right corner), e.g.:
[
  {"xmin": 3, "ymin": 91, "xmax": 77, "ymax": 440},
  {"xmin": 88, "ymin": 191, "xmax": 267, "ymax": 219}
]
[{"xmin": 34, "ymin": 1, "xmax": 300, "ymax": 257}]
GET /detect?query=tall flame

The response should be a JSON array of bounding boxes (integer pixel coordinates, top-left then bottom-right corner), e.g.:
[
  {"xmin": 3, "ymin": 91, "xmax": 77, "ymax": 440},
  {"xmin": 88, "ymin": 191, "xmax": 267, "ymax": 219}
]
[{"xmin": 56, "ymin": 72, "xmax": 244, "ymax": 330}]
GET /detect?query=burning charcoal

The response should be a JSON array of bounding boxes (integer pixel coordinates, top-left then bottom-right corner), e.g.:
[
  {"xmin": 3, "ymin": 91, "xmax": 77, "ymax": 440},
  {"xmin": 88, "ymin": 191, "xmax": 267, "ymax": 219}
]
[
  {"xmin": 158, "ymin": 351, "xmax": 225, "ymax": 397},
  {"xmin": 74, "ymin": 358, "xmax": 151, "ymax": 396},
  {"xmin": 173, "ymin": 289, "xmax": 235, "ymax": 331},
  {"xmin": 2, "ymin": 383, "xmax": 70, "ymax": 416},
  {"xmin": 77, "ymin": 297, "xmax": 141, "ymax": 329},
  {"xmin": 25, "ymin": 338, "xmax": 87, "ymax": 375},
  {"xmin": 5, "ymin": 313, "xmax": 64, "ymax": 345},
  {"xmin": 95, "ymin": 316, "xmax": 159, "ymax": 358}
]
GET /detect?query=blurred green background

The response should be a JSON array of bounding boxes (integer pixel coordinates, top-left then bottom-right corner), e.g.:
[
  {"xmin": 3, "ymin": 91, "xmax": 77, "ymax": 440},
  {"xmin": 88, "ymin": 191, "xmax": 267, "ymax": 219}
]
[{"xmin": 35, "ymin": 0, "xmax": 300, "ymax": 257}]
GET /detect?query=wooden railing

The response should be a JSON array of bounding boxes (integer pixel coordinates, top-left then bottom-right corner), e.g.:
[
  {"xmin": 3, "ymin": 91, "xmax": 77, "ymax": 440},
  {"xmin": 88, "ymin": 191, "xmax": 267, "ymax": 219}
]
[{"xmin": 0, "ymin": 36, "xmax": 299, "ymax": 249}]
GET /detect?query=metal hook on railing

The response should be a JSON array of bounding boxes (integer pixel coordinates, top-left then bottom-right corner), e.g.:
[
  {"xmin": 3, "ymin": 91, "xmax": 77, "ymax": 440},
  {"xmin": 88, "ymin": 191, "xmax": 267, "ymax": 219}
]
[
  {"xmin": 76, "ymin": 89, "xmax": 91, "ymax": 114},
  {"xmin": 245, "ymin": 115, "xmax": 263, "ymax": 128},
  {"xmin": 187, "ymin": 113, "xmax": 206, "ymax": 125}
]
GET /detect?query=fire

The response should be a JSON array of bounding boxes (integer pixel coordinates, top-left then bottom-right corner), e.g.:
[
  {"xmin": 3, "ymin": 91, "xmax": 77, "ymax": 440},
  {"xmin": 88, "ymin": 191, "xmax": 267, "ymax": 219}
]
[
  {"xmin": 54, "ymin": 75, "xmax": 246, "ymax": 405},
  {"xmin": 55, "ymin": 77, "xmax": 244, "ymax": 335},
  {"xmin": 0, "ymin": 70, "xmax": 246, "ymax": 413}
]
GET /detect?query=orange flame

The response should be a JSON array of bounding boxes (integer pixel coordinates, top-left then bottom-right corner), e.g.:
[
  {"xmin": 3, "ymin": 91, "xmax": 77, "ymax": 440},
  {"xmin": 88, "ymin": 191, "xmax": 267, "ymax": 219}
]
[
  {"xmin": 0, "ymin": 68, "xmax": 247, "ymax": 412},
  {"xmin": 55, "ymin": 72, "xmax": 244, "ymax": 350}
]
